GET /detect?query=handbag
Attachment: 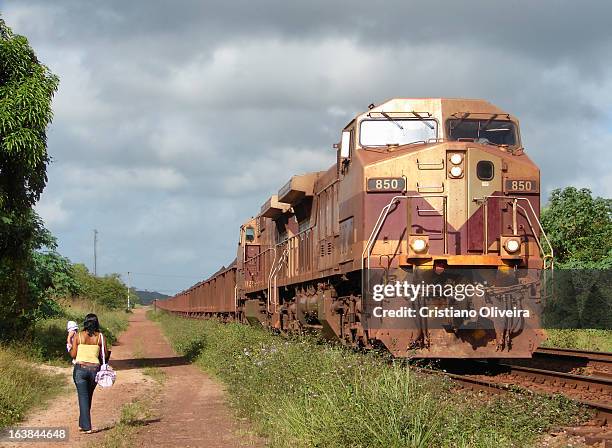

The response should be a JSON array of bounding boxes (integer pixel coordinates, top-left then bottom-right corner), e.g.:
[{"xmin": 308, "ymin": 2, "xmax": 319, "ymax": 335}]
[{"xmin": 95, "ymin": 333, "xmax": 116, "ymax": 388}]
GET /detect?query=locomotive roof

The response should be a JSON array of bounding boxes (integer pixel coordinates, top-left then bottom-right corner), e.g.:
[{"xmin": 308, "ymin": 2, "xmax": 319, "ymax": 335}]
[{"xmin": 347, "ymin": 98, "xmax": 516, "ymax": 129}]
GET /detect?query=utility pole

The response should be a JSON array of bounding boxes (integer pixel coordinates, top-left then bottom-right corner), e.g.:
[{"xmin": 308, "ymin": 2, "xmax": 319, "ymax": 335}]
[
  {"xmin": 93, "ymin": 229, "xmax": 98, "ymax": 276},
  {"xmin": 127, "ymin": 271, "xmax": 131, "ymax": 310}
]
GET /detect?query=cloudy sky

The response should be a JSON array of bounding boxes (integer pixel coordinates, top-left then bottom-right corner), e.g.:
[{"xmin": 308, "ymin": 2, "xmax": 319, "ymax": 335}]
[{"xmin": 3, "ymin": 1, "xmax": 611, "ymax": 294}]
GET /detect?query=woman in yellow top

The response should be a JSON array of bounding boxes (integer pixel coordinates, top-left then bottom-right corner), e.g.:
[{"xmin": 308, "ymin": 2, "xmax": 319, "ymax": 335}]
[{"xmin": 68, "ymin": 314, "xmax": 109, "ymax": 433}]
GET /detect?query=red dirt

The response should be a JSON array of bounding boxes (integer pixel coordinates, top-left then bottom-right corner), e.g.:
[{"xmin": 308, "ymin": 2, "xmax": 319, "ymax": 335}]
[{"xmin": 132, "ymin": 309, "xmax": 265, "ymax": 447}]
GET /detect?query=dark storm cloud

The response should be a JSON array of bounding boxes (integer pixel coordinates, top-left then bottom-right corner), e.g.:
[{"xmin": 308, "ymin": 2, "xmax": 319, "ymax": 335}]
[
  {"xmin": 3, "ymin": 1, "xmax": 612, "ymax": 293},
  {"xmin": 13, "ymin": 1, "xmax": 612, "ymax": 67}
]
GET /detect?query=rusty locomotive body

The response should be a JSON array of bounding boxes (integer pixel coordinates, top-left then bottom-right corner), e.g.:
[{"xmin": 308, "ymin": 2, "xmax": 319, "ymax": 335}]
[{"xmin": 157, "ymin": 98, "xmax": 553, "ymax": 358}]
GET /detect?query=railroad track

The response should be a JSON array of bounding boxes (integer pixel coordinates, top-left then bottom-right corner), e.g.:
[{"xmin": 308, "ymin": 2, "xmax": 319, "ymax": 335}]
[
  {"xmin": 494, "ymin": 363, "xmax": 612, "ymax": 404},
  {"xmin": 424, "ymin": 367, "xmax": 612, "ymax": 446},
  {"xmin": 422, "ymin": 348, "xmax": 612, "ymax": 445},
  {"xmin": 429, "ymin": 368, "xmax": 612, "ymax": 420},
  {"xmin": 531, "ymin": 347, "xmax": 612, "ymax": 377},
  {"xmin": 429, "ymin": 360, "xmax": 612, "ymax": 414},
  {"xmin": 535, "ymin": 347, "xmax": 612, "ymax": 363}
]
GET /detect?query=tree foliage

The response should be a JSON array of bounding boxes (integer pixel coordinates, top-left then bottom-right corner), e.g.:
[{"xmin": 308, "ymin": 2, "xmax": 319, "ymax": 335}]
[
  {"xmin": 71, "ymin": 264, "xmax": 140, "ymax": 310},
  {"xmin": 0, "ymin": 211, "xmax": 74, "ymax": 335},
  {"xmin": 0, "ymin": 212, "xmax": 140, "ymax": 338},
  {"xmin": 541, "ymin": 187, "xmax": 612, "ymax": 329},
  {"xmin": 0, "ymin": 18, "xmax": 58, "ymax": 211},
  {"xmin": 0, "ymin": 18, "xmax": 59, "ymax": 337},
  {"xmin": 541, "ymin": 187, "xmax": 612, "ymax": 268}
]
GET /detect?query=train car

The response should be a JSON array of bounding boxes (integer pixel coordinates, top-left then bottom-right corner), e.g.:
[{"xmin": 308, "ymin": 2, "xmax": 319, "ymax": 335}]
[
  {"xmin": 157, "ymin": 263, "xmax": 236, "ymax": 320},
  {"xmin": 157, "ymin": 98, "xmax": 554, "ymax": 359}
]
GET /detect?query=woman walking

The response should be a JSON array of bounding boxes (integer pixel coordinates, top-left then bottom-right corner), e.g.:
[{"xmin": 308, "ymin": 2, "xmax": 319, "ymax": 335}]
[{"xmin": 68, "ymin": 313, "xmax": 109, "ymax": 433}]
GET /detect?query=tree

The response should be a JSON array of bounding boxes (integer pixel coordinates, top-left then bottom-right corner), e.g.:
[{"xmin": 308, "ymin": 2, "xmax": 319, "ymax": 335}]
[
  {"xmin": 71, "ymin": 264, "xmax": 141, "ymax": 310},
  {"xmin": 0, "ymin": 211, "xmax": 74, "ymax": 334},
  {"xmin": 541, "ymin": 187, "xmax": 612, "ymax": 328},
  {"xmin": 541, "ymin": 187, "xmax": 612, "ymax": 268},
  {"xmin": 0, "ymin": 18, "xmax": 59, "ymax": 337}
]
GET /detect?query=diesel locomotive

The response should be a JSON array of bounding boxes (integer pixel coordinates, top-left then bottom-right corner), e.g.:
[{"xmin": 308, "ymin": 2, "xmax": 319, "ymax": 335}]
[{"xmin": 156, "ymin": 98, "xmax": 554, "ymax": 358}]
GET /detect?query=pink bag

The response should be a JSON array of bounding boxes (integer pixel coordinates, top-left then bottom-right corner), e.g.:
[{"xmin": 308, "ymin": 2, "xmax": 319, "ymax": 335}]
[{"xmin": 95, "ymin": 333, "xmax": 116, "ymax": 388}]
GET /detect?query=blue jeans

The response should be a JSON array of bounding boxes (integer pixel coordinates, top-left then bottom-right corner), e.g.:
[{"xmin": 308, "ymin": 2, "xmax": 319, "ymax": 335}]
[{"xmin": 73, "ymin": 364, "xmax": 99, "ymax": 431}]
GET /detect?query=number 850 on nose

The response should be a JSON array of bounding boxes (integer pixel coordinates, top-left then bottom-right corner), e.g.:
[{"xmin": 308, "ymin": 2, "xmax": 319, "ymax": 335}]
[{"xmin": 367, "ymin": 177, "xmax": 406, "ymax": 192}]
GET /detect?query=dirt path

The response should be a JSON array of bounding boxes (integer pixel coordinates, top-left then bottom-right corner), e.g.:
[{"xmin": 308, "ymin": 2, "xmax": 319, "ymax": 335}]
[
  {"xmin": 4, "ymin": 308, "xmax": 265, "ymax": 447},
  {"xmin": 131, "ymin": 310, "xmax": 265, "ymax": 448}
]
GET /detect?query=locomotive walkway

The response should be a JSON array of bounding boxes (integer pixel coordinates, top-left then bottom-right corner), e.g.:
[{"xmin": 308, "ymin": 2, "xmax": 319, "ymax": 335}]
[{"xmin": 5, "ymin": 308, "xmax": 265, "ymax": 447}]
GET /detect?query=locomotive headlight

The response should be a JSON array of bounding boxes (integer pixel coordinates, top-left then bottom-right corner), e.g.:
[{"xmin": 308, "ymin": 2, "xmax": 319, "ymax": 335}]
[
  {"xmin": 411, "ymin": 238, "xmax": 428, "ymax": 253},
  {"xmin": 450, "ymin": 153, "xmax": 463, "ymax": 165},
  {"xmin": 505, "ymin": 238, "xmax": 520, "ymax": 253},
  {"xmin": 449, "ymin": 166, "xmax": 463, "ymax": 178}
]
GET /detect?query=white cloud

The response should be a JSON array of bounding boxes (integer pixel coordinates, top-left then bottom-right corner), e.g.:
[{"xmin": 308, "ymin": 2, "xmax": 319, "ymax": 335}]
[
  {"xmin": 35, "ymin": 197, "xmax": 70, "ymax": 228},
  {"xmin": 58, "ymin": 165, "xmax": 188, "ymax": 196}
]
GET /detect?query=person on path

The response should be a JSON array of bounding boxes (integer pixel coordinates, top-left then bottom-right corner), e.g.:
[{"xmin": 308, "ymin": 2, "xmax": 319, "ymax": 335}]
[{"xmin": 69, "ymin": 313, "xmax": 109, "ymax": 433}]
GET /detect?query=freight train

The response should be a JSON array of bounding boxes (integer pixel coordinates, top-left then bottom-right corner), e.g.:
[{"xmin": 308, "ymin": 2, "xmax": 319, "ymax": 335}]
[{"xmin": 156, "ymin": 98, "xmax": 554, "ymax": 358}]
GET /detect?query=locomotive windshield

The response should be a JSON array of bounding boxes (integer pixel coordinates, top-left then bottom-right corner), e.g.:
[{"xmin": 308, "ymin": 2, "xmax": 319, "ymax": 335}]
[
  {"xmin": 447, "ymin": 119, "xmax": 518, "ymax": 146},
  {"xmin": 360, "ymin": 119, "xmax": 437, "ymax": 147}
]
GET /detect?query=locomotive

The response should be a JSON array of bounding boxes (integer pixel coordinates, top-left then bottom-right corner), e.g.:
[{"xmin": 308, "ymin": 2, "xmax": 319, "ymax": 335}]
[{"xmin": 156, "ymin": 98, "xmax": 554, "ymax": 358}]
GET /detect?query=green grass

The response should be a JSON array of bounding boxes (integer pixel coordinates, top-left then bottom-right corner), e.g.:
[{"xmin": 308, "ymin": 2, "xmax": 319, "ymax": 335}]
[
  {"xmin": 542, "ymin": 329, "xmax": 612, "ymax": 352},
  {"xmin": 142, "ymin": 367, "xmax": 167, "ymax": 384},
  {"xmin": 0, "ymin": 348, "xmax": 65, "ymax": 429},
  {"xmin": 149, "ymin": 310, "xmax": 590, "ymax": 448},
  {"xmin": 90, "ymin": 398, "xmax": 152, "ymax": 448}
]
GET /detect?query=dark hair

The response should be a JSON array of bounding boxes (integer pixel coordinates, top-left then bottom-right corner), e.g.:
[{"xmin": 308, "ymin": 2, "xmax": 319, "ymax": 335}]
[{"xmin": 83, "ymin": 314, "xmax": 100, "ymax": 336}]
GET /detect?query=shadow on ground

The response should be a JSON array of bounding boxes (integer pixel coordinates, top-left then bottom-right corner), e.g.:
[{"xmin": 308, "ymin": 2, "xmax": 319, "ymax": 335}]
[{"xmin": 111, "ymin": 356, "xmax": 189, "ymax": 370}]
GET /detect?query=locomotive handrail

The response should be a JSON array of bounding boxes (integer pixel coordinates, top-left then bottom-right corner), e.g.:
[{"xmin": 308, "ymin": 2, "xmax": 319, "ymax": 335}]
[
  {"xmin": 267, "ymin": 245, "xmax": 289, "ymax": 313},
  {"xmin": 244, "ymin": 207, "xmax": 319, "ymax": 302},
  {"xmin": 244, "ymin": 246, "xmax": 275, "ymax": 264},
  {"xmin": 361, "ymin": 194, "xmax": 552, "ymax": 271},
  {"xmin": 266, "ymin": 246, "xmax": 278, "ymax": 313},
  {"xmin": 245, "ymin": 176, "xmax": 326, "ymax": 295},
  {"xmin": 361, "ymin": 194, "xmax": 448, "ymax": 272},
  {"xmin": 416, "ymin": 182, "xmax": 444, "ymax": 193},
  {"xmin": 480, "ymin": 195, "xmax": 554, "ymax": 269},
  {"xmin": 416, "ymin": 158, "xmax": 444, "ymax": 169}
]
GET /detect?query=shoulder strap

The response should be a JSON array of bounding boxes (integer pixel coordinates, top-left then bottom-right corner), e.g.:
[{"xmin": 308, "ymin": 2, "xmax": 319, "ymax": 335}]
[
  {"xmin": 79, "ymin": 332, "xmax": 82, "ymax": 344},
  {"xmin": 100, "ymin": 333, "xmax": 106, "ymax": 365}
]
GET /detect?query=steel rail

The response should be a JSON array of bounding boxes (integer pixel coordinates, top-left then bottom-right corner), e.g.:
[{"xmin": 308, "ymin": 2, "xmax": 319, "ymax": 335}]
[
  {"xmin": 497, "ymin": 363, "xmax": 612, "ymax": 395},
  {"xmin": 535, "ymin": 347, "xmax": 612, "ymax": 364}
]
